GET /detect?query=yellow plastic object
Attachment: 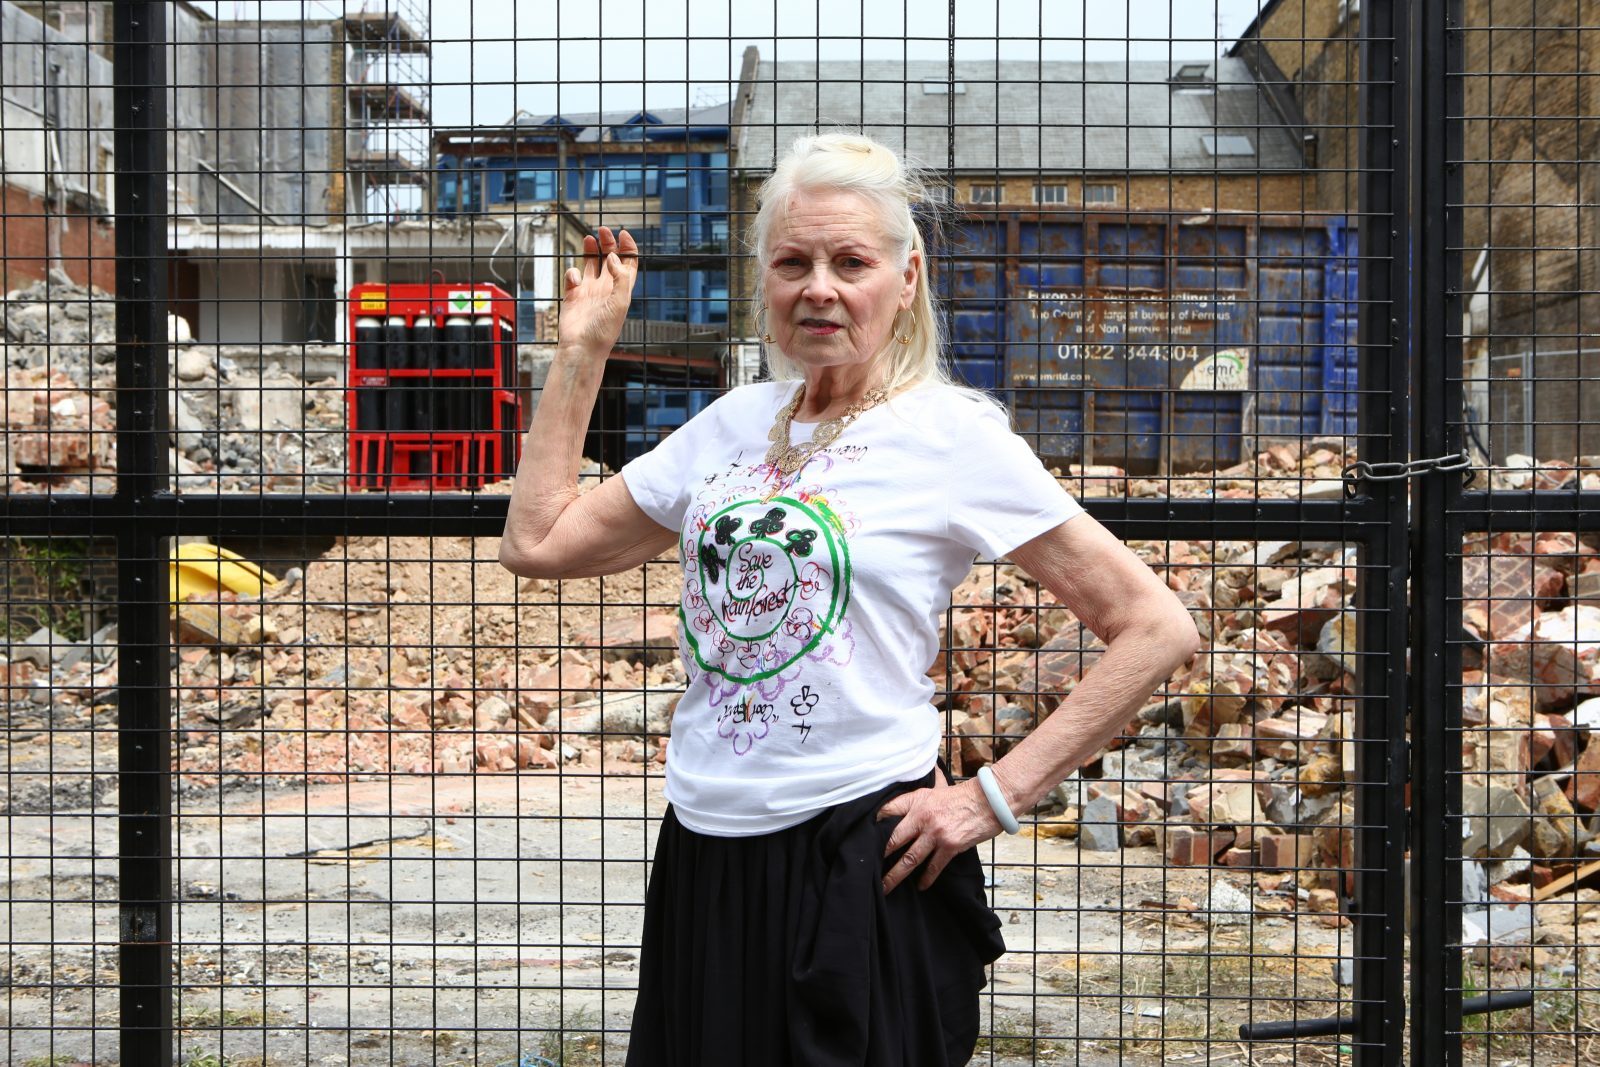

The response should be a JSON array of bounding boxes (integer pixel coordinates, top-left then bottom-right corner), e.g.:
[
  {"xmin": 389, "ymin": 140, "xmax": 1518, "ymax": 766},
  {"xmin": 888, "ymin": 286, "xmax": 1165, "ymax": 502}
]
[{"xmin": 169, "ymin": 543, "xmax": 279, "ymax": 603}]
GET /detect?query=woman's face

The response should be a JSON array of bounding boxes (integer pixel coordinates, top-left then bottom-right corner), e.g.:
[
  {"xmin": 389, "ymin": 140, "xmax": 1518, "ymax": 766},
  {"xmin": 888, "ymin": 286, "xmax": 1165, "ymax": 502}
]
[{"xmin": 762, "ymin": 188, "xmax": 919, "ymax": 376}]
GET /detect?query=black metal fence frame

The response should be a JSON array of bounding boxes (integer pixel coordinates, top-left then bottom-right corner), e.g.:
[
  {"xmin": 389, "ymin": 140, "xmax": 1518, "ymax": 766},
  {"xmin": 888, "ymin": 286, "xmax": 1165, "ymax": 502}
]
[
  {"xmin": 1408, "ymin": 1, "xmax": 1600, "ymax": 1063},
  {"xmin": 13, "ymin": 0, "xmax": 1593, "ymax": 1062}
]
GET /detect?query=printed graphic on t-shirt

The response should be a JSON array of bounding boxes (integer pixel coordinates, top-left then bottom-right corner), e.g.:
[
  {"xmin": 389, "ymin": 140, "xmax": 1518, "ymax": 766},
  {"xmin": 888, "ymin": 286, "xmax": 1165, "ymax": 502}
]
[
  {"xmin": 677, "ymin": 449, "xmax": 864, "ymax": 756},
  {"xmin": 688, "ymin": 497, "xmax": 849, "ymax": 679}
]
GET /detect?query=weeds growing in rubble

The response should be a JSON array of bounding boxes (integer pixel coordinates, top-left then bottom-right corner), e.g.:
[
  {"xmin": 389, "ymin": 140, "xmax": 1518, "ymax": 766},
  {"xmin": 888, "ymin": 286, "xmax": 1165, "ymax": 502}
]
[
  {"xmin": 531, "ymin": 1006, "xmax": 608, "ymax": 1065},
  {"xmin": 1457, "ymin": 960, "xmax": 1600, "ymax": 1060}
]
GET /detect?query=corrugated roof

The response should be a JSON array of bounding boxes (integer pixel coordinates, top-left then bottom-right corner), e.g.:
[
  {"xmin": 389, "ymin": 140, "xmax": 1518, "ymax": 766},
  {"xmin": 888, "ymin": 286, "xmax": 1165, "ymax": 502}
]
[{"xmin": 737, "ymin": 59, "xmax": 1301, "ymax": 173}]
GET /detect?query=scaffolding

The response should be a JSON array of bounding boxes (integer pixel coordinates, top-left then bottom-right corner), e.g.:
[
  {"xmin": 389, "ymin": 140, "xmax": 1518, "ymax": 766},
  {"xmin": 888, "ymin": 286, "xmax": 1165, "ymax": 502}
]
[{"xmin": 343, "ymin": 1, "xmax": 430, "ymax": 220}]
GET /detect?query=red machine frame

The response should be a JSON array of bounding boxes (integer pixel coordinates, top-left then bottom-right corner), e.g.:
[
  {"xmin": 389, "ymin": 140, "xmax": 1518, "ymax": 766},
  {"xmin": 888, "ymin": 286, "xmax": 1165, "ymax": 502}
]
[{"xmin": 346, "ymin": 282, "xmax": 523, "ymax": 491}]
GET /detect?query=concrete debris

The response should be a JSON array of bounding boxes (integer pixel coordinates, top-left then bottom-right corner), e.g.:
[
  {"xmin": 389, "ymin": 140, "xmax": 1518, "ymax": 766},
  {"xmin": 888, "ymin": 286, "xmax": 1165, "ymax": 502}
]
[
  {"xmin": 6, "ymin": 626, "xmax": 75, "ymax": 668},
  {"xmin": 1203, "ymin": 879, "xmax": 1253, "ymax": 926},
  {"xmin": 1461, "ymin": 902, "xmax": 1535, "ymax": 947},
  {"xmin": 1492, "ymin": 604, "xmax": 1600, "ymax": 708},
  {"xmin": 1462, "ymin": 780, "xmax": 1531, "ymax": 858},
  {"xmin": 3, "ymin": 277, "xmax": 351, "ymax": 493},
  {"xmin": 1077, "ymin": 796, "xmax": 1122, "ymax": 852}
]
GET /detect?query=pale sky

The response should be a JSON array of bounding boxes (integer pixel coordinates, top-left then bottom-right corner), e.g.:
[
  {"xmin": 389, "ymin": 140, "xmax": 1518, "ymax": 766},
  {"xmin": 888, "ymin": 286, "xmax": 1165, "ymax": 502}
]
[{"xmin": 188, "ymin": 0, "xmax": 1269, "ymax": 126}]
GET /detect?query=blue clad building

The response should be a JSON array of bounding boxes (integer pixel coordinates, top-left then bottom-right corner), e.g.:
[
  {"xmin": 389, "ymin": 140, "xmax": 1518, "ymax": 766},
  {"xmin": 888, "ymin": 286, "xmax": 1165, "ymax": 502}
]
[
  {"xmin": 432, "ymin": 104, "xmax": 731, "ymax": 469},
  {"xmin": 434, "ymin": 105, "xmax": 731, "ymax": 339}
]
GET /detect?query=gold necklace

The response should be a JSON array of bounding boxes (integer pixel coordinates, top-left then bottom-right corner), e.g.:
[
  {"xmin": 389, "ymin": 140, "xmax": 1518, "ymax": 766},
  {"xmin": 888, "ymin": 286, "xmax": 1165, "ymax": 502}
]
[{"xmin": 761, "ymin": 384, "xmax": 888, "ymax": 500}]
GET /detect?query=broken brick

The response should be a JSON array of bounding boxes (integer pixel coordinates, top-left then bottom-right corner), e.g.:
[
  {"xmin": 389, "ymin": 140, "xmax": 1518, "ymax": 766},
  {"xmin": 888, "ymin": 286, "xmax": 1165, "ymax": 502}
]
[{"xmin": 1167, "ymin": 827, "xmax": 1236, "ymax": 866}]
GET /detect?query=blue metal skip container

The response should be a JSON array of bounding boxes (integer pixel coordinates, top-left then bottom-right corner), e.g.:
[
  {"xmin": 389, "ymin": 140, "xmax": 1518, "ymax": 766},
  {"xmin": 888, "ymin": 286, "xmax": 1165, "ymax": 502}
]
[{"xmin": 937, "ymin": 213, "xmax": 1359, "ymax": 473}]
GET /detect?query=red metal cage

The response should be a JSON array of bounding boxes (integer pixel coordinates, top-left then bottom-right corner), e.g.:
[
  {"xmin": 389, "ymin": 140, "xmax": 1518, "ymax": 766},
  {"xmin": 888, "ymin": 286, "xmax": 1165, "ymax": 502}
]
[{"xmin": 346, "ymin": 282, "xmax": 523, "ymax": 490}]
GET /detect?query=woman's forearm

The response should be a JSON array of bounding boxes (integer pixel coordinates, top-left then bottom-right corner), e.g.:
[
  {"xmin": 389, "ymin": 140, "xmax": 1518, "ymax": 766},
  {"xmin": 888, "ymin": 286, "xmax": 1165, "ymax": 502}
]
[
  {"xmin": 988, "ymin": 615, "xmax": 1198, "ymax": 816},
  {"xmin": 501, "ymin": 345, "xmax": 608, "ymax": 559}
]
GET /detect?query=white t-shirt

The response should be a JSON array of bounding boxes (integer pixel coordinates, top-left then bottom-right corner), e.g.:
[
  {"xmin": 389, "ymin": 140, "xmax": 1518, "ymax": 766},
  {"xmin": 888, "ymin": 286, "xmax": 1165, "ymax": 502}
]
[{"xmin": 619, "ymin": 379, "xmax": 1084, "ymax": 836}]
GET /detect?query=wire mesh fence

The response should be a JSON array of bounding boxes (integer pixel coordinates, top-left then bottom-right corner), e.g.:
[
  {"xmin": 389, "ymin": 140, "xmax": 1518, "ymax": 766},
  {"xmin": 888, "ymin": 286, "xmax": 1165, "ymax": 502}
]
[
  {"xmin": 1419, "ymin": 0, "xmax": 1600, "ymax": 1064},
  {"xmin": 0, "ymin": 0, "xmax": 1594, "ymax": 1064}
]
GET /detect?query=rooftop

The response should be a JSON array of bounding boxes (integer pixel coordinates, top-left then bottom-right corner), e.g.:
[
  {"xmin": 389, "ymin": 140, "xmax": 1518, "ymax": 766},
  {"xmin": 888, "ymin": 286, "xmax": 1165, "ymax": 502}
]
[
  {"xmin": 438, "ymin": 103, "xmax": 731, "ymax": 147},
  {"xmin": 737, "ymin": 58, "xmax": 1302, "ymax": 173}
]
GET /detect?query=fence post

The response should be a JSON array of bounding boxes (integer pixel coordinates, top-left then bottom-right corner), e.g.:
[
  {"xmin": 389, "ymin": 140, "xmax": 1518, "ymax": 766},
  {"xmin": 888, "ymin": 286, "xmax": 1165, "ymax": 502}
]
[
  {"xmin": 113, "ymin": 3, "xmax": 174, "ymax": 1065},
  {"xmin": 1410, "ymin": 0, "xmax": 1466, "ymax": 1063},
  {"xmin": 1353, "ymin": 2, "xmax": 1412, "ymax": 1063}
]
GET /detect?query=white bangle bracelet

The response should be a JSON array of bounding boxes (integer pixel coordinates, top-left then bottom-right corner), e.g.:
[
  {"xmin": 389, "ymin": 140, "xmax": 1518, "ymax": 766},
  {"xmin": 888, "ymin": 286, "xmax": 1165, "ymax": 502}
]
[{"xmin": 976, "ymin": 765, "xmax": 1020, "ymax": 835}]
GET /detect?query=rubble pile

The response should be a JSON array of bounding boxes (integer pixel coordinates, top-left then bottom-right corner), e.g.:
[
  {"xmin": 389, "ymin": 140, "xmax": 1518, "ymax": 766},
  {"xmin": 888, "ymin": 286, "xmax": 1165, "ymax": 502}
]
[
  {"xmin": 1456, "ymin": 528, "xmax": 1600, "ymax": 951},
  {"xmin": 1485, "ymin": 453, "xmax": 1600, "ymax": 492},
  {"xmin": 933, "ymin": 522, "xmax": 1600, "ymax": 950},
  {"xmin": 160, "ymin": 522, "xmax": 686, "ymax": 784},
  {"xmin": 3, "ymin": 276, "xmax": 118, "ymax": 483},
  {"xmin": 933, "ymin": 537, "xmax": 1363, "ymax": 886},
  {"xmin": 4, "ymin": 276, "xmax": 348, "ymax": 493},
  {"xmin": 1067, "ymin": 440, "xmax": 1355, "ymax": 500},
  {"xmin": 1071, "ymin": 443, "xmax": 1600, "ymax": 501}
]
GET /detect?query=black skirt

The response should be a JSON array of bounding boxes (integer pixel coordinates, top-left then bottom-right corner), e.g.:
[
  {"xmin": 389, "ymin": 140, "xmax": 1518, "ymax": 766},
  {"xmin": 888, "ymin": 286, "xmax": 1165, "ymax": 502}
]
[{"xmin": 625, "ymin": 764, "xmax": 1006, "ymax": 1067}]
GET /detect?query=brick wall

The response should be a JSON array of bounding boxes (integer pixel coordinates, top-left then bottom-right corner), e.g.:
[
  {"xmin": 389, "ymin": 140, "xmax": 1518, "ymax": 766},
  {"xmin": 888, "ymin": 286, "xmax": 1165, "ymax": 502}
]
[
  {"xmin": 1243, "ymin": 0, "xmax": 1600, "ymax": 462},
  {"xmin": 948, "ymin": 174, "xmax": 1310, "ymax": 214},
  {"xmin": 1457, "ymin": 0, "xmax": 1599, "ymax": 460},
  {"xmin": 1, "ymin": 538, "xmax": 118, "ymax": 640},
  {"xmin": 1, "ymin": 181, "xmax": 117, "ymax": 293}
]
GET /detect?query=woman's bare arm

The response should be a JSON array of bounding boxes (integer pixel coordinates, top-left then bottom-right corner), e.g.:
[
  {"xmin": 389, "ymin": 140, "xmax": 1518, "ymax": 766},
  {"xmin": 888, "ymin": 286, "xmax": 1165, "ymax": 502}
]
[
  {"xmin": 876, "ymin": 510, "xmax": 1202, "ymax": 894},
  {"xmin": 987, "ymin": 512, "xmax": 1203, "ymax": 814},
  {"xmin": 498, "ymin": 227, "xmax": 678, "ymax": 579}
]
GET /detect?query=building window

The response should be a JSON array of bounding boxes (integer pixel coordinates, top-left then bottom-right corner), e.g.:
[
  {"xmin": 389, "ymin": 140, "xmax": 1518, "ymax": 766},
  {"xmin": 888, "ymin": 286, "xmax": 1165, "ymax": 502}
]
[
  {"xmin": 95, "ymin": 144, "xmax": 115, "ymax": 206},
  {"xmin": 703, "ymin": 216, "xmax": 728, "ymax": 251},
  {"xmin": 512, "ymin": 169, "xmax": 560, "ymax": 201},
  {"xmin": 1083, "ymin": 183, "xmax": 1118, "ymax": 206},
  {"xmin": 706, "ymin": 271, "xmax": 729, "ymax": 324},
  {"xmin": 969, "ymin": 184, "xmax": 1004, "ymax": 205},
  {"xmin": 439, "ymin": 166, "xmax": 484, "ymax": 214},
  {"xmin": 1201, "ymin": 134, "xmax": 1255, "ymax": 157},
  {"xmin": 585, "ymin": 165, "xmax": 659, "ymax": 199},
  {"xmin": 1033, "ymin": 183, "xmax": 1068, "ymax": 205}
]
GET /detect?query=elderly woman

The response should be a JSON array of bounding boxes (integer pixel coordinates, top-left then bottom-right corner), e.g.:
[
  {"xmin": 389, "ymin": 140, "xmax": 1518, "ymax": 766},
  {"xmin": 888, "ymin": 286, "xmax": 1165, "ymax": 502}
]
[{"xmin": 500, "ymin": 133, "xmax": 1201, "ymax": 1066}]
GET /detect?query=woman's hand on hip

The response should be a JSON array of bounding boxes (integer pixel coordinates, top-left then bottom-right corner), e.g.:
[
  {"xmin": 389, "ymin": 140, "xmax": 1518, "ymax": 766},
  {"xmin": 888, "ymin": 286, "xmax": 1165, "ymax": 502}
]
[{"xmin": 876, "ymin": 773, "xmax": 1004, "ymax": 894}]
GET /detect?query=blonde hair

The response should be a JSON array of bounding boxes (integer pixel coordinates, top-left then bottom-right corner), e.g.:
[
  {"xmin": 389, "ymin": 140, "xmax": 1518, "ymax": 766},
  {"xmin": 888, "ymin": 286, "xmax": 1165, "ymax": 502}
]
[{"xmin": 751, "ymin": 132, "xmax": 993, "ymax": 405}]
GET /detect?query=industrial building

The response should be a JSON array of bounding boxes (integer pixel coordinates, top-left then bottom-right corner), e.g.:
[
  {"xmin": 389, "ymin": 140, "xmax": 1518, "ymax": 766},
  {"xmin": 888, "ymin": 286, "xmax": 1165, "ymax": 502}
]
[
  {"xmin": 0, "ymin": 1, "xmax": 116, "ymax": 292},
  {"xmin": 730, "ymin": 48, "xmax": 1343, "ymax": 470}
]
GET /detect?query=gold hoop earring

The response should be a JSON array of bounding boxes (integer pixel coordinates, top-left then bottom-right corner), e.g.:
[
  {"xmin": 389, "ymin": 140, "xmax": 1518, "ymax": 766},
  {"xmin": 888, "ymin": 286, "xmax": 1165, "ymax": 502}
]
[
  {"xmin": 756, "ymin": 304, "xmax": 773, "ymax": 344},
  {"xmin": 893, "ymin": 310, "xmax": 915, "ymax": 345}
]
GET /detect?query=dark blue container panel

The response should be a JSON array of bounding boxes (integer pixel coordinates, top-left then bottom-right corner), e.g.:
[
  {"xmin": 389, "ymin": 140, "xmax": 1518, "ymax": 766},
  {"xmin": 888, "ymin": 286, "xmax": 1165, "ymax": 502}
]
[
  {"xmin": 942, "ymin": 221, "xmax": 1008, "ymax": 391},
  {"xmin": 1172, "ymin": 392, "xmax": 1247, "ymax": 470},
  {"xmin": 1006, "ymin": 215, "xmax": 1085, "ymax": 466},
  {"xmin": 1009, "ymin": 223, "xmax": 1088, "ymax": 391},
  {"xmin": 1320, "ymin": 221, "xmax": 1360, "ymax": 436},
  {"xmin": 1013, "ymin": 394, "xmax": 1085, "ymax": 463},
  {"xmin": 951, "ymin": 215, "xmax": 1356, "ymax": 470},
  {"xmin": 1254, "ymin": 225, "xmax": 1333, "ymax": 438},
  {"xmin": 1089, "ymin": 391, "xmax": 1164, "ymax": 465},
  {"xmin": 1095, "ymin": 223, "xmax": 1167, "ymax": 289}
]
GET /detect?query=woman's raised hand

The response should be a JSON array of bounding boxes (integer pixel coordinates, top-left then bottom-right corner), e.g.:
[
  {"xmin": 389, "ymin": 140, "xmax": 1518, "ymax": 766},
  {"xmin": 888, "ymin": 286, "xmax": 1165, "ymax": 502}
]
[{"xmin": 559, "ymin": 226, "xmax": 639, "ymax": 358}]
